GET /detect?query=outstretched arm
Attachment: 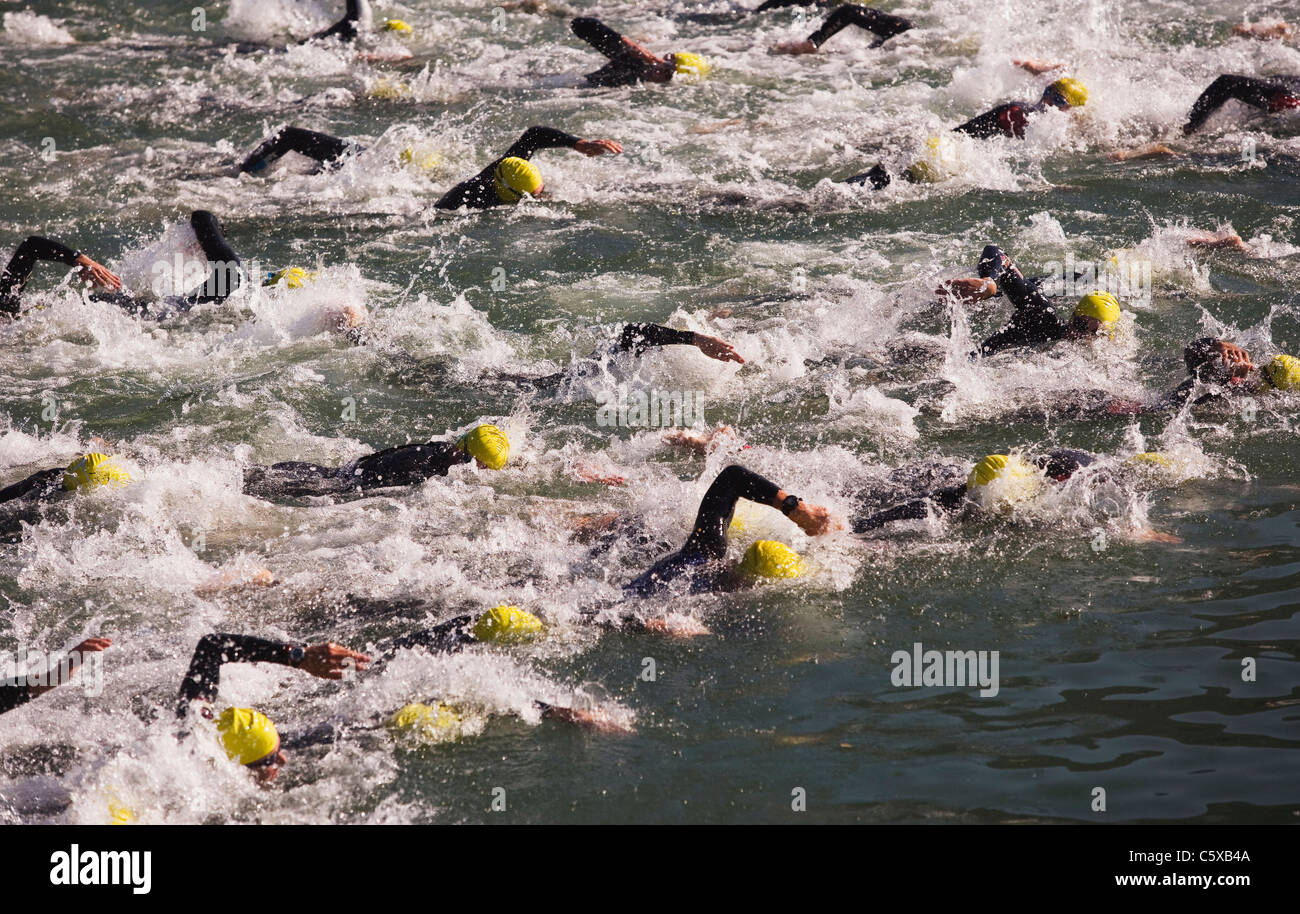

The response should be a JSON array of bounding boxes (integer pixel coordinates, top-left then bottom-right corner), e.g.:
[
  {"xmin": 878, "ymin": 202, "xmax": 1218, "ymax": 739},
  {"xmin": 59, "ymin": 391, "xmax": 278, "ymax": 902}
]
[
  {"xmin": 616, "ymin": 323, "xmax": 745, "ymax": 363},
  {"xmin": 853, "ymin": 485, "xmax": 966, "ymax": 532},
  {"xmin": 683, "ymin": 464, "xmax": 839, "ymax": 558},
  {"xmin": 0, "ymin": 638, "xmax": 112, "ymax": 714},
  {"xmin": 177, "ymin": 633, "xmax": 370, "ymax": 714},
  {"xmin": 239, "ymin": 126, "xmax": 353, "ymax": 174},
  {"xmin": 774, "ymin": 4, "xmax": 913, "ymax": 54},
  {"xmin": 1, "ymin": 236, "xmax": 121, "ymax": 315},
  {"xmin": 1183, "ymin": 74, "xmax": 1298, "ymax": 134}
]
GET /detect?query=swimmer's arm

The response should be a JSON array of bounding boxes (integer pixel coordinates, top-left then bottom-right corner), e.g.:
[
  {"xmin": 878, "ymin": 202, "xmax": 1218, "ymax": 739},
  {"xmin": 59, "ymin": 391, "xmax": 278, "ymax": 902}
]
[
  {"xmin": 1013, "ymin": 59, "xmax": 1064, "ymax": 75},
  {"xmin": 0, "ymin": 468, "xmax": 65, "ymax": 505},
  {"xmin": 501, "ymin": 126, "xmax": 586, "ymax": 161},
  {"xmin": 1232, "ymin": 22, "xmax": 1293, "ymax": 41},
  {"xmin": 535, "ymin": 701, "xmax": 633, "ymax": 732},
  {"xmin": 616, "ymin": 323, "xmax": 745, "ymax": 363},
  {"xmin": 1186, "ymin": 230, "xmax": 1249, "ymax": 252},
  {"xmin": 24, "ymin": 638, "xmax": 112, "ymax": 698},
  {"xmin": 854, "ymin": 485, "xmax": 965, "ymax": 531},
  {"xmin": 1109, "ymin": 143, "xmax": 1180, "ymax": 162},
  {"xmin": 936, "ymin": 278, "xmax": 998, "ymax": 303},
  {"xmin": 385, "ymin": 616, "xmax": 476, "ymax": 655},
  {"xmin": 177, "ymin": 633, "xmax": 371, "ymax": 713}
]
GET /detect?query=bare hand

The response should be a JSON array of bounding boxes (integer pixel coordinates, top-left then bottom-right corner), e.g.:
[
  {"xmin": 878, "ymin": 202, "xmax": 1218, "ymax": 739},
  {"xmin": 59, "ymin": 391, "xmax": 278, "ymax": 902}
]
[
  {"xmin": 693, "ymin": 333, "xmax": 745, "ymax": 364},
  {"xmin": 1110, "ymin": 143, "xmax": 1179, "ymax": 161},
  {"xmin": 1215, "ymin": 340, "xmax": 1254, "ymax": 375},
  {"xmin": 787, "ymin": 501, "xmax": 843, "ymax": 536},
  {"xmin": 71, "ymin": 637, "xmax": 112, "ymax": 655},
  {"xmin": 300, "ymin": 642, "xmax": 371, "ymax": 679},
  {"xmin": 75, "ymin": 256, "xmax": 122, "ymax": 292},
  {"xmin": 1187, "ymin": 231, "xmax": 1249, "ymax": 252},
  {"xmin": 644, "ymin": 614, "xmax": 711, "ymax": 637},
  {"xmin": 543, "ymin": 704, "xmax": 633, "ymax": 733},
  {"xmin": 936, "ymin": 277, "xmax": 998, "ymax": 303},
  {"xmin": 574, "ymin": 139, "xmax": 623, "ymax": 157},
  {"xmin": 772, "ymin": 39, "xmax": 818, "ymax": 55},
  {"xmin": 1232, "ymin": 22, "xmax": 1293, "ymax": 41},
  {"xmin": 1013, "ymin": 58, "xmax": 1064, "ymax": 75}
]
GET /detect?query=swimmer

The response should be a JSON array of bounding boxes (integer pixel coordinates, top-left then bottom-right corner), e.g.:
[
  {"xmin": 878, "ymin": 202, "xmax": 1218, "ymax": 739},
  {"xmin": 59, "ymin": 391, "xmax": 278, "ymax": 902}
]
[
  {"xmin": 434, "ymin": 125, "xmax": 623, "ymax": 210},
  {"xmin": 242, "ymin": 423, "xmax": 510, "ymax": 501},
  {"xmin": 1183, "ymin": 74, "xmax": 1300, "ymax": 135},
  {"xmin": 937, "ymin": 245, "xmax": 1124, "ymax": 356},
  {"xmin": 0, "ymin": 638, "xmax": 112, "ymax": 716},
  {"xmin": 569, "ymin": 17, "xmax": 711, "ymax": 88}
]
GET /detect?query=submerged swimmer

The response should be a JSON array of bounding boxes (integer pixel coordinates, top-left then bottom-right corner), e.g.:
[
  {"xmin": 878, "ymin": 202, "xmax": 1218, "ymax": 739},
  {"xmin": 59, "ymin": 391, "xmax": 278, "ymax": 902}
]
[
  {"xmin": 434, "ymin": 125, "xmax": 623, "ymax": 210},
  {"xmin": 845, "ymin": 77, "xmax": 1087, "ymax": 189},
  {"xmin": 624, "ymin": 464, "xmax": 839, "ymax": 596},
  {"xmin": 242, "ymin": 423, "xmax": 511, "ymax": 501},
  {"xmin": 771, "ymin": 4, "xmax": 914, "ymax": 54},
  {"xmin": 569, "ymin": 17, "xmax": 711, "ymax": 88},
  {"xmin": 937, "ymin": 245, "xmax": 1126, "ymax": 357}
]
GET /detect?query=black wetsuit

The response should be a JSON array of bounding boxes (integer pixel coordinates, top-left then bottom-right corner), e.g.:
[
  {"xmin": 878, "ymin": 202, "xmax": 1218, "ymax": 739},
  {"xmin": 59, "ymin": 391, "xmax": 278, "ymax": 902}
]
[
  {"xmin": 243, "ymin": 439, "xmax": 469, "ymax": 500},
  {"xmin": 973, "ymin": 245, "xmax": 1073, "ymax": 356},
  {"xmin": 307, "ymin": 0, "xmax": 371, "ymax": 43},
  {"xmin": 434, "ymin": 126, "xmax": 583, "ymax": 210},
  {"xmin": 492, "ymin": 322, "xmax": 702, "ymax": 389},
  {"xmin": 1156, "ymin": 337, "xmax": 1255, "ymax": 411},
  {"xmin": 852, "ymin": 450, "xmax": 1093, "ymax": 531},
  {"xmin": 1184, "ymin": 74, "xmax": 1300, "ymax": 134},
  {"xmin": 625, "ymin": 464, "xmax": 786, "ymax": 596},
  {"xmin": 177, "ymin": 634, "xmax": 306, "ymax": 715},
  {"xmin": 0, "ymin": 468, "xmax": 64, "ymax": 507},
  {"xmin": 0, "ymin": 684, "xmax": 34, "ymax": 715},
  {"xmin": 845, "ymin": 95, "xmax": 1050, "ymax": 189},
  {"xmin": 571, "ymin": 18, "xmax": 676, "ymax": 88},
  {"xmin": 0, "ymin": 211, "xmax": 240, "ymax": 317},
  {"xmin": 239, "ymin": 127, "xmax": 360, "ymax": 175},
  {"xmin": 802, "ymin": 4, "xmax": 912, "ymax": 49}
]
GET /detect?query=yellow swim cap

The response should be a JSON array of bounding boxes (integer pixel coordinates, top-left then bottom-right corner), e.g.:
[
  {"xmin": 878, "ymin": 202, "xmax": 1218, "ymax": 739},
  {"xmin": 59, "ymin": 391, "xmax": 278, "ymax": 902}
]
[
  {"xmin": 671, "ymin": 52, "xmax": 711, "ymax": 77},
  {"xmin": 472, "ymin": 605, "xmax": 545, "ymax": 643},
  {"xmin": 368, "ymin": 78, "xmax": 411, "ymax": 100},
  {"xmin": 106, "ymin": 787, "xmax": 137, "ymax": 825},
  {"xmin": 492, "ymin": 157, "xmax": 543, "ymax": 203},
  {"xmin": 456, "ymin": 424, "xmax": 510, "ymax": 470},
  {"xmin": 399, "ymin": 146, "xmax": 440, "ymax": 171},
  {"xmin": 388, "ymin": 702, "xmax": 462, "ymax": 743},
  {"xmin": 215, "ymin": 707, "xmax": 279, "ymax": 766},
  {"xmin": 62, "ymin": 453, "xmax": 131, "ymax": 492},
  {"xmin": 967, "ymin": 454, "xmax": 1044, "ymax": 512},
  {"xmin": 1263, "ymin": 354, "xmax": 1300, "ymax": 391},
  {"xmin": 1127, "ymin": 452, "xmax": 1172, "ymax": 468},
  {"xmin": 263, "ymin": 267, "xmax": 317, "ymax": 289},
  {"xmin": 1073, "ymin": 290, "xmax": 1121, "ymax": 328},
  {"xmin": 383, "ymin": 18, "xmax": 413, "ymax": 34},
  {"xmin": 1048, "ymin": 77, "xmax": 1088, "ymax": 107},
  {"xmin": 739, "ymin": 540, "xmax": 805, "ymax": 580}
]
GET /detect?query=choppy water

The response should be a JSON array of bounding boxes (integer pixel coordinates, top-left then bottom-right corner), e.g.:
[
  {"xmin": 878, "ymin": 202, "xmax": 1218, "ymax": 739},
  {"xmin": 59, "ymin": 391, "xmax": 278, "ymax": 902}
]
[{"xmin": 1, "ymin": 0, "xmax": 1298, "ymax": 823}]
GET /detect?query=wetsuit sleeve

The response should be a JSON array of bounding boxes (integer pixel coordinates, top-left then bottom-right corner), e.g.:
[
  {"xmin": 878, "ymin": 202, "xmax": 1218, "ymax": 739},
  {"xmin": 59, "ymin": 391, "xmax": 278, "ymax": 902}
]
[
  {"xmin": 853, "ymin": 484, "xmax": 966, "ymax": 532},
  {"xmin": 755, "ymin": 0, "xmax": 828, "ymax": 10},
  {"xmin": 1184, "ymin": 74, "xmax": 1300, "ymax": 134},
  {"xmin": 344, "ymin": 440, "xmax": 467, "ymax": 489},
  {"xmin": 683, "ymin": 465, "xmax": 783, "ymax": 558},
  {"xmin": 0, "ymin": 684, "xmax": 33, "ymax": 715},
  {"xmin": 0, "ymin": 468, "xmax": 65, "ymax": 506},
  {"xmin": 571, "ymin": 17, "xmax": 628, "ymax": 58},
  {"xmin": 1, "ymin": 237, "xmax": 82, "ymax": 315},
  {"xmin": 616, "ymin": 323, "xmax": 697, "ymax": 355},
  {"xmin": 239, "ymin": 126, "xmax": 353, "ymax": 174},
  {"xmin": 308, "ymin": 0, "xmax": 368, "ymax": 42},
  {"xmin": 976, "ymin": 245, "xmax": 1068, "ymax": 356},
  {"xmin": 186, "ymin": 211, "xmax": 242, "ymax": 304},
  {"xmin": 177, "ymin": 633, "xmax": 300, "ymax": 713},
  {"xmin": 385, "ymin": 616, "xmax": 476, "ymax": 654},
  {"xmin": 954, "ymin": 102, "xmax": 1032, "ymax": 140},
  {"xmin": 501, "ymin": 126, "xmax": 583, "ymax": 161},
  {"xmin": 806, "ymin": 5, "xmax": 913, "ymax": 48}
]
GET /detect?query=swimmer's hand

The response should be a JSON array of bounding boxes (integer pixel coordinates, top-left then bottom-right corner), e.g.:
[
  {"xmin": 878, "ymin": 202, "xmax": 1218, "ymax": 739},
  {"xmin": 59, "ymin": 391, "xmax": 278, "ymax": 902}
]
[
  {"xmin": 541, "ymin": 704, "xmax": 633, "ymax": 733},
  {"xmin": 644, "ymin": 613, "xmax": 710, "ymax": 638},
  {"xmin": 1110, "ymin": 143, "xmax": 1179, "ymax": 161},
  {"xmin": 1187, "ymin": 231, "xmax": 1249, "ymax": 252},
  {"xmin": 1013, "ymin": 58, "xmax": 1064, "ymax": 75},
  {"xmin": 572, "ymin": 462, "xmax": 626, "ymax": 486},
  {"xmin": 1213, "ymin": 340, "xmax": 1254, "ymax": 375},
  {"xmin": 1103, "ymin": 398, "xmax": 1146, "ymax": 416},
  {"xmin": 1233, "ymin": 21, "xmax": 1293, "ymax": 41},
  {"xmin": 75, "ymin": 255, "xmax": 122, "ymax": 292},
  {"xmin": 300, "ymin": 643, "xmax": 372, "ymax": 679},
  {"xmin": 936, "ymin": 277, "xmax": 997, "ymax": 303},
  {"xmin": 693, "ymin": 333, "xmax": 745, "ymax": 364},
  {"xmin": 1130, "ymin": 527, "xmax": 1183, "ymax": 544},
  {"xmin": 785, "ymin": 499, "xmax": 844, "ymax": 536},
  {"xmin": 771, "ymin": 39, "xmax": 818, "ymax": 55},
  {"xmin": 28, "ymin": 637, "xmax": 111, "ymax": 696},
  {"xmin": 574, "ymin": 139, "xmax": 623, "ymax": 157},
  {"xmin": 663, "ymin": 424, "xmax": 738, "ymax": 455}
]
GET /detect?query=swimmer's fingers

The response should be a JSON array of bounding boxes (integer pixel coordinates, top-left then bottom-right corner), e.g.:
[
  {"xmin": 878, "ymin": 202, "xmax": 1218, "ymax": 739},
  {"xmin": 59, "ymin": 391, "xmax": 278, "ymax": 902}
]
[
  {"xmin": 301, "ymin": 642, "xmax": 373, "ymax": 679},
  {"xmin": 77, "ymin": 259, "xmax": 122, "ymax": 291},
  {"xmin": 694, "ymin": 333, "xmax": 745, "ymax": 364},
  {"xmin": 936, "ymin": 278, "xmax": 996, "ymax": 303}
]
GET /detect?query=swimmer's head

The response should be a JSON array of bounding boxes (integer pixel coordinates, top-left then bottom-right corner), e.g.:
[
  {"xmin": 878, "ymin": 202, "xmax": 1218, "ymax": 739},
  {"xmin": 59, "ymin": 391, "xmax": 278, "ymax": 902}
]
[
  {"xmin": 1262, "ymin": 354, "xmax": 1300, "ymax": 391},
  {"xmin": 263, "ymin": 267, "xmax": 317, "ymax": 289},
  {"xmin": 967, "ymin": 454, "xmax": 1044, "ymax": 512},
  {"xmin": 456, "ymin": 424, "xmax": 510, "ymax": 470},
  {"xmin": 493, "ymin": 157, "xmax": 543, "ymax": 203},
  {"xmin": 1043, "ymin": 77, "xmax": 1087, "ymax": 110},
  {"xmin": 383, "ymin": 18, "xmax": 413, "ymax": 34},
  {"xmin": 216, "ymin": 707, "xmax": 284, "ymax": 782},
  {"xmin": 670, "ymin": 52, "xmax": 711, "ymax": 77},
  {"xmin": 739, "ymin": 540, "xmax": 805, "ymax": 581},
  {"xmin": 472, "ymin": 605, "xmax": 545, "ymax": 644},
  {"xmin": 1127, "ymin": 451, "xmax": 1173, "ymax": 469},
  {"xmin": 399, "ymin": 147, "xmax": 440, "ymax": 172},
  {"xmin": 1070, "ymin": 290, "xmax": 1121, "ymax": 338},
  {"xmin": 388, "ymin": 702, "xmax": 462, "ymax": 743},
  {"xmin": 62, "ymin": 453, "xmax": 131, "ymax": 493}
]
